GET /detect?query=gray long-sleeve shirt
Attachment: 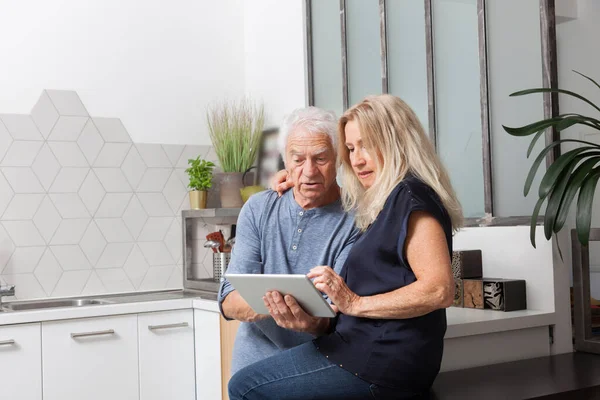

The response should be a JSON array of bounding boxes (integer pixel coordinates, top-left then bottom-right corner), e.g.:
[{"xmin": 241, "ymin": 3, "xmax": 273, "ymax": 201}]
[{"xmin": 218, "ymin": 189, "xmax": 359, "ymax": 375}]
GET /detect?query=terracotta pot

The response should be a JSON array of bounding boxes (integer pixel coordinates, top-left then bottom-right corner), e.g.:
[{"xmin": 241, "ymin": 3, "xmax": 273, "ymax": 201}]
[
  {"xmin": 219, "ymin": 172, "xmax": 244, "ymax": 208},
  {"xmin": 189, "ymin": 190, "xmax": 208, "ymax": 209}
]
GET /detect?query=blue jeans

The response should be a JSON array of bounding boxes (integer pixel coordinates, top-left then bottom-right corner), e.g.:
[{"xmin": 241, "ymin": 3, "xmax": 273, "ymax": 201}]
[{"xmin": 228, "ymin": 341, "xmax": 426, "ymax": 400}]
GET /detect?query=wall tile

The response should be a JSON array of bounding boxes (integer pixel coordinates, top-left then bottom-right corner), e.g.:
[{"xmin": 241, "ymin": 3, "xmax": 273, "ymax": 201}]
[
  {"xmin": 124, "ymin": 244, "xmax": 150, "ymax": 288},
  {"xmin": 79, "ymin": 221, "xmax": 107, "ymax": 266},
  {"xmin": 47, "ymin": 116, "xmax": 89, "ymax": 141},
  {"xmin": 96, "ymin": 242, "xmax": 133, "ymax": 269},
  {"xmin": 31, "ymin": 91, "xmax": 59, "ymax": 139},
  {"xmin": 122, "ymin": 195, "xmax": 148, "ymax": 239},
  {"xmin": 81, "ymin": 271, "xmax": 107, "ymax": 295},
  {"xmin": 50, "ymin": 245, "xmax": 92, "ymax": 271},
  {"xmin": 137, "ymin": 193, "xmax": 173, "ymax": 217},
  {"xmin": 51, "ymin": 270, "xmax": 92, "ymax": 297},
  {"xmin": 93, "ymin": 142, "xmax": 131, "ymax": 167},
  {"xmin": 46, "ymin": 90, "xmax": 89, "ymax": 117},
  {"xmin": 1, "ymin": 273, "xmax": 47, "ymax": 300},
  {"xmin": 162, "ymin": 144, "xmax": 185, "ymax": 167},
  {"xmin": 136, "ymin": 143, "xmax": 171, "ymax": 168},
  {"xmin": 34, "ymin": 248, "xmax": 63, "ymax": 295},
  {"xmin": 92, "ymin": 117, "xmax": 131, "ymax": 142},
  {"xmin": 78, "ymin": 170, "xmax": 105, "ymax": 214},
  {"xmin": 33, "ymin": 196, "xmax": 61, "ymax": 243},
  {"xmin": 0, "ymin": 114, "xmax": 43, "ymax": 140},
  {"xmin": 0, "ymin": 89, "xmax": 213, "ymax": 300},
  {"xmin": 48, "ymin": 141, "xmax": 89, "ymax": 167},
  {"xmin": 49, "ymin": 167, "xmax": 89, "ymax": 193},
  {"xmin": 32, "ymin": 144, "xmax": 61, "ymax": 191},
  {"xmin": 136, "ymin": 168, "xmax": 172, "ymax": 192},
  {"xmin": 3, "ymin": 246, "xmax": 45, "ymax": 274},
  {"xmin": 94, "ymin": 193, "xmax": 132, "ymax": 218},
  {"xmin": 138, "ymin": 217, "xmax": 173, "ymax": 242},
  {"xmin": 97, "ymin": 268, "xmax": 135, "ymax": 292},
  {"xmin": 1, "ymin": 194, "xmax": 44, "ymax": 220},
  {"xmin": 78, "ymin": 120, "xmax": 104, "ymax": 165},
  {"xmin": 1, "ymin": 141, "xmax": 43, "ymax": 166},
  {"xmin": 176, "ymin": 145, "xmax": 211, "ymax": 168},
  {"xmin": 95, "ymin": 218, "xmax": 134, "ymax": 242},
  {"xmin": 0, "ymin": 119, "xmax": 13, "ymax": 161},
  {"xmin": 50, "ymin": 194, "xmax": 90, "ymax": 219},
  {"xmin": 139, "ymin": 265, "xmax": 174, "ymax": 291},
  {"xmin": 2, "ymin": 221, "xmax": 45, "ymax": 246},
  {"xmin": 138, "ymin": 241, "xmax": 175, "ymax": 266},
  {"xmin": 93, "ymin": 167, "xmax": 132, "ymax": 192},
  {"xmin": 121, "ymin": 146, "xmax": 147, "ymax": 189},
  {"xmin": 50, "ymin": 219, "xmax": 90, "ymax": 245},
  {"xmin": 163, "ymin": 171, "xmax": 188, "ymax": 214}
]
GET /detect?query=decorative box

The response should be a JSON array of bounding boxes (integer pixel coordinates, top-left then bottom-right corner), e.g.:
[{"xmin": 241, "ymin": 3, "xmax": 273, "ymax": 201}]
[
  {"xmin": 453, "ymin": 278, "xmax": 464, "ymax": 307},
  {"xmin": 482, "ymin": 278, "xmax": 527, "ymax": 311},
  {"xmin": 463, "ymin": 279, "xmax": 484, "ymax": 309},
  {"xmin": 452, "ymin": 250, "xmax": 483, "ymax": 279}
]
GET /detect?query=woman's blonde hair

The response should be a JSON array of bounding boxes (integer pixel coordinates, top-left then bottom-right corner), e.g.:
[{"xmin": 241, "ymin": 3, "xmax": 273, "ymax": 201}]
[{"xmin": 338, "ymin": 94, "xmax": 463, "ymax": 232}]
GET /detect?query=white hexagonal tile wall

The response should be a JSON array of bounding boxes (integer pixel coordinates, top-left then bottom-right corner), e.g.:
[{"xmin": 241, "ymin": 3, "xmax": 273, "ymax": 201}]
[
  {"xmin": 80, "ymin": 221, "xmax": 107, "ymax": 266},
  {"xmin": 162, "ymin": 144, "xmax": 185, "ymax": 166},
  {"xmin": 49, "ymin": 194, "xmax": 90, "ymax": 219},
  {"xmin": 49, "ymin": 167, "xmax": 89, "ymax": 193},
  {"xmin": 78, "ymin": 170, "xmax": 106, "ymax": 214},
  {"xmin": 3, "ymin": 246, "xmax": 45, "ymax": 274},
  {"xmin": 136, "ymin": 143, "xmax": 171, "ymax": 168},
  {"xmin": 0, "ymin": 119, "xmax": 13, "ymax": 161},
  {"xmin": 2, "ymin": 167, "xmax": 45, "ymax": 193},
  {"xmin": 137, "ymin": 193, "xmax": 173, "ymax": 217},
  {"xmin": 78, "ymin": 120, "xmax": 104, "ymax": 165},
  {"xmin": 138, "ymin": 217, "xmax": 173, "ymax": 242},
  {"xmin": 0, "ymin": 114, "xmax": 43, "ymax": 140},
  {"xmin": 50, "ymin": 219, "xmax": 90, "ymax": 245},
  {"xmin": 93, "ymin": 168, "xmax": 132, "ymax": 192},
  {"xmin": 96, "ymin": 268, "xmax": 134, "ymax": 293},
  {"xmin": 48, "ymin": 141, "xmax": 89, "ymax": 167},
  {"xmin": 93, "ymin": 142, "xmax": 131, "ymax": 167},
  {"xmin": 33, "ymin": 196, "xmax": 62, "ymax": 243},
  {"xmin": 123, "ymin": 244, "xmax": 150, "ymax": 288},
  {"xmin": 1, "ymin": 141, "xmax": 43, "ymax": 166},
  {"xmin": 96, "ymin": 242, "xmax": 134, "ymax": 269},
  {"xmin": 139, "ymin": 265, "xmax": 174, "ymax": 291},
  {"xmin": 121, "ymin": 146, "xmax": 147, "ymax": 189},
  {"xmin": 50, "ymin": 245, "xmax": 92, "ymax": 271},
  {"xmin": 46, "ymin": 90, "xmax": 89, "ymax": 117},
  {"xmin": 31, "ymin": 91, "xmax": 59, "ymax": 139},
  {"xmin": 94, "ymin": 193, "xmax": 133, "ymax": 218},
  {"xmin": 2, "ymin": 220, "xmax": 44, "ymax": 246},
  {"xmin": 47, "ymin": 116, "xmax": 89, "ymax": 141},
  {"xmin": 1, "ymin": 194, "xmax": 44, "ymax": 220},
  {"xmin": 136, "ymin": 168, "xmax": 172, "ymax": 192},
  {"xmin": 34, "ymin": 249, "xmax": 63, "ymax": 295},
  {"xmin": 138, "ymin": 241, "xmax": 175, "ymax": 266},
  {"xmin": 32, "ymin": 143, "xmax": 61, "ymax": 191},
  {"xmin": 51, "ymin": 270, "xmax": 92, "ymax": 297},
  {"xmin": 0, "ymin": 273, "xmax": 46, "ymax": 300},
  {"xmin": 95, "ymin": 218, "xmax": 134, "ymax": 242},
  {"xmin": 163, "ymin": 170, "xmax": 188, "ymax": 214},
  {"xmin": 81, "ymin": 271, "xmax": 107, "ymax": 295},
  {"xmin": 122, "ymin": 195, "xmax": 148, "ymax": 240},
  {"xmin": 92, "ymin": 117, "xmax": 131, "ymax": 143},
  {"xmin": 176, "ymin": 145, "xmax": 211, "ymax": 168}
]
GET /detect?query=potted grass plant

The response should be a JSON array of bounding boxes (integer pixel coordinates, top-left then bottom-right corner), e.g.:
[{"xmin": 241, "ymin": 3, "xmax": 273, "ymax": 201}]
[
  {"xmin": 207, "ymin": 97, "xmax": 265, "ymax": 208},
  {"xmin": 185, "ymin": 156, "xmax": 215, "ymax": 209}
]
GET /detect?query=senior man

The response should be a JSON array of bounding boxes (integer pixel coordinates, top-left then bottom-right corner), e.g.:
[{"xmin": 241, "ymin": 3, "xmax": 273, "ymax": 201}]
[{"xmin": 218, "ymin": 107, "xmax": 359, "ymax": 375}]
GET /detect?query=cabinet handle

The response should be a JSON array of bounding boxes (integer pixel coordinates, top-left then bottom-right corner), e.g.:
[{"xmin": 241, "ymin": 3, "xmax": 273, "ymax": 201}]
[
  {"xmin": 148, "ymin": 322, "xmax": 189, "ymax": 331},
  {"xmin": 71, "ymin": 329, "xmax": 115, "ymax": 339},
  {"xmin": 0, "ymin": 339, "xmax": 15, "ymax": 346}
]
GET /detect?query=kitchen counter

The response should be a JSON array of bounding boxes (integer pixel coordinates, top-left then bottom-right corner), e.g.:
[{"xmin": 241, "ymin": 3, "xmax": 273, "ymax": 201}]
[{"xmin": 0, "ymin": 289, "xmax": 556, "ymax": 342}]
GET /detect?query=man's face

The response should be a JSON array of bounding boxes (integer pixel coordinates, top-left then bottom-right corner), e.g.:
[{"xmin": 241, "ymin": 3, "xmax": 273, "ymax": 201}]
[{"xmin": 285, "ymin": 131, "xmax": 337, "ymax": 207}]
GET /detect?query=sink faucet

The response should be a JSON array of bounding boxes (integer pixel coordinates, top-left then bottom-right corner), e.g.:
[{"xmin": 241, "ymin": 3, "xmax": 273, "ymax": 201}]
[{"xmin": 0, "ymin": 285, "xmax": 15, "ymax": 308}]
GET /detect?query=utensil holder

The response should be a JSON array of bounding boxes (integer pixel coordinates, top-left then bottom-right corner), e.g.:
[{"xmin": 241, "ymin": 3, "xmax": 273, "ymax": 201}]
[{"xmin": 213, "ymin": 253, "xmax": 231, "ymax": 282}]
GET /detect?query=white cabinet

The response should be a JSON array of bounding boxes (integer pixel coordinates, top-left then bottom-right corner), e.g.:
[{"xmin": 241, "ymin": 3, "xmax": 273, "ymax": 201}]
[
  {"xmin": 41, "ymin": 314, "xmax": 138, "ymax": 400},
  {"xmin": 195, "ymin": 309, "xmax": 222, "ymax": 400},
  {"xmin": 138, "ymin": 309, "xmax": 195, "ymax": 400},
  {"xmin": 0, "ymin": 323, "xmax": 42, "ymax": 400}
]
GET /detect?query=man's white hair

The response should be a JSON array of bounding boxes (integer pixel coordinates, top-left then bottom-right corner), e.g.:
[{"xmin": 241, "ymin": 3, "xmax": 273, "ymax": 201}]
[{"xmin": 278, "ymin": 107, "xmax": 338, "ymax": 159}]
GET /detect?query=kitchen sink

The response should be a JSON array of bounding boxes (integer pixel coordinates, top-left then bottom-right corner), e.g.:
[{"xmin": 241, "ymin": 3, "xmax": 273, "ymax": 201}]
[{"xmin": 2, "ymin": 298, "xmax": 114, "ymax": 311}]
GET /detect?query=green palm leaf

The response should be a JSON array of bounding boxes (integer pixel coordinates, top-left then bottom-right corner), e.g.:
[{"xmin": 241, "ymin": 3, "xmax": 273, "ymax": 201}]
[
  {"xmin": 576, "ymin": 168, "xmax": 600, "ymax": 245},
  {"xmin": 510, "ymin": 87, "xmax": 600, "ymax": 114}
]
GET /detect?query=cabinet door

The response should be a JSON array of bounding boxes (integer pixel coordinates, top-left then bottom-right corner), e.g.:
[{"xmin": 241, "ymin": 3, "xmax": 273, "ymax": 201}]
[
  {"xmin": 194, "ymin": 309, "xmax": 222, "ymax": 400},
  {"xmin": 0, "ymin": 323, "xmax": 42, "ymax": 400},
  {"xmin": 42, "ymin": 314, "xmax": 138, "ymax": 400},
  {"xmin": 138, "ymin": 309, "xmax": 195, "ymax": 400}
]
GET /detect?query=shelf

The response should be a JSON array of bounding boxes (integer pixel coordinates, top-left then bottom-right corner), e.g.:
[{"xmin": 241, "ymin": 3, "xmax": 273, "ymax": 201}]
[{"xmin": 181, "ymin": 208, "xmax": 241, "ymax": 225}]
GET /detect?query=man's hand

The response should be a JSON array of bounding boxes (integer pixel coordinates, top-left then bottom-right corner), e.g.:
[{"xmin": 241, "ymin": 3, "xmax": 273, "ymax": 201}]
[
  {"xmin": 222, "ymin": 290, "xmax": 270, "ymax": 323},
  {"xmin": 270, "ymin": 169, "xmax": 293, "ymax": 197},
  {"xmin": 263, "ymin": 291, "xmax": 331, "ymax": 335}
]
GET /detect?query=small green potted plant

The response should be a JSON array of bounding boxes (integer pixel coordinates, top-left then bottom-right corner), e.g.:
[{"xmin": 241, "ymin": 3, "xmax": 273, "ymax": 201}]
[{"xmin": 185, "ymin": 156, "xmax": 216, "ymax": 209}]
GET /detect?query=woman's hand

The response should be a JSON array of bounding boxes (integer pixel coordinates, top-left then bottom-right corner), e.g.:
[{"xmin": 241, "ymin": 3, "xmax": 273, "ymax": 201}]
[
  {"xmin": 270, "ymin": 169, "xmax": 293, "ymax": 196},
  {"xmin": 307, "ymin": 266, "xmax": 361, "ymax": 316}
]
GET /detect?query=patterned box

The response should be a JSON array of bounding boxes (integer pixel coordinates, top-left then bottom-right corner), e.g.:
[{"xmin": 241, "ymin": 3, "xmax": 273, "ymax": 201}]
[
  {"xmin": 483, "ymin": 278, "xmax": 527, "ymax": 311},
  {"xmin": 452, "ymin": 250, "xmax": 483, "ymax": 279},
  {"xmin": 452, "ymin": 278, "xmax": 464, "ymax": 307},
  {"xmin": 463, "ymin": 279, "xmax": 484, "ymax": 309}
]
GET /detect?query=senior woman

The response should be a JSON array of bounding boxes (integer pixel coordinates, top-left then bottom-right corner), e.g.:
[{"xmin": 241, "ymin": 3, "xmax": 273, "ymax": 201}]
[{"xmin": 228, "ymin": 94, "xmax": 463, "ymax": 399}]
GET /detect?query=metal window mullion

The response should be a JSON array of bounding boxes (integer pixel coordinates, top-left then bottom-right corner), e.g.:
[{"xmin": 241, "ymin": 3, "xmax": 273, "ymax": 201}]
[
  {"xmin": 305, "ymin": 0, "xmax": 314, "ymax": 106},
  {"xmin": 380, "ymin": 0, "xmax": 389, "ymax": 94},
  {"xmin": 424, "ymin": 0, "xmax": 437, "ymax": 149},
  {"xmin": 478, "ymin": 0, "xmax": 493, "ymax": 216},
  {"xmin": 340, "ymin": 0, "xmax": 349, "ymax": 111}
]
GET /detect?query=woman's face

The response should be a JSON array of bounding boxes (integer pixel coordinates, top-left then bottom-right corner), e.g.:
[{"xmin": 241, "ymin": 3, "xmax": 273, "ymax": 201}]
[{"xmin": 344, "ymin": 120, "xmax": 378, "ymax": 189}]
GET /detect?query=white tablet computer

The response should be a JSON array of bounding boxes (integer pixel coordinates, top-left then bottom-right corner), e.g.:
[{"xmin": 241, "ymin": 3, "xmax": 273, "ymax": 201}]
[{"xmin": 225, "ymin": 274, "xmax": 336, "ymax": 318}]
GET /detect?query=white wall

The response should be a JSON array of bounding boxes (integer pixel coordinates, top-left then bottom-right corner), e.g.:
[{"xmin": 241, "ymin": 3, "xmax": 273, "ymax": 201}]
[
  {"xmin": 0, "ymin": 0, "xmax": 245, "ymax": 145},
  {"xmin": 243, "ymin": 0, "xmax": 307, "ymax": 128}
]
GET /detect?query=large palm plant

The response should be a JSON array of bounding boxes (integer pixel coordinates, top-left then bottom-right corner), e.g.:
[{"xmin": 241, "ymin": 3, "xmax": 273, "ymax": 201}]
[{"xmin": 503, "ymin": 71, "xmax": 600, "ymax": 249}]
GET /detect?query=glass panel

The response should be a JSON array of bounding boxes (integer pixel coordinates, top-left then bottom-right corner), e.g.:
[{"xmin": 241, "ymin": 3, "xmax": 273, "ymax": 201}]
[
  {"xmin": 311, "ymin": 0, "xmax": 344, "ymax": 117},
  {"xmin": 386, "ymin": 0, "xmax": 429, "ymax": 133},
  {"xmin": 488, "ymin": 0, "xmax": 544, "ymax": 217},
  {"xmin": 586, "ymin": 242, "xmax": 600, "ymax": 339},
  {"xmin": 346, "ymin": 0, "xmax": 382, "ymax": 106},
  {"xmin": 432, "ymin": 0, "xmax": 484, "ymax": 218}
]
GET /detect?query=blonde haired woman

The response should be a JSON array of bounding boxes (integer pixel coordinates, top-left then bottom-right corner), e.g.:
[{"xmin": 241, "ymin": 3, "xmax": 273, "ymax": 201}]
[{"xmin": 228, "ymin": 95, "xmax": 463, "ymax": 399}]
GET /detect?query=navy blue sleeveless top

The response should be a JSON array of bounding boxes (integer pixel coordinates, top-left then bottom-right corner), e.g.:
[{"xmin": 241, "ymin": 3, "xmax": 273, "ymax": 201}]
[{"xmin": 315, "ymin": 176, "xmax": 452, "ymax": 391}]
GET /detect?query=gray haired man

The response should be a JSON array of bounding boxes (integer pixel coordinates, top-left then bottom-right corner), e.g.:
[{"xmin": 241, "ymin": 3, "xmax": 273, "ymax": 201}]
[{"xmin": 218, "ymin": 107, "xmax": 359, "ymax": 375}]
